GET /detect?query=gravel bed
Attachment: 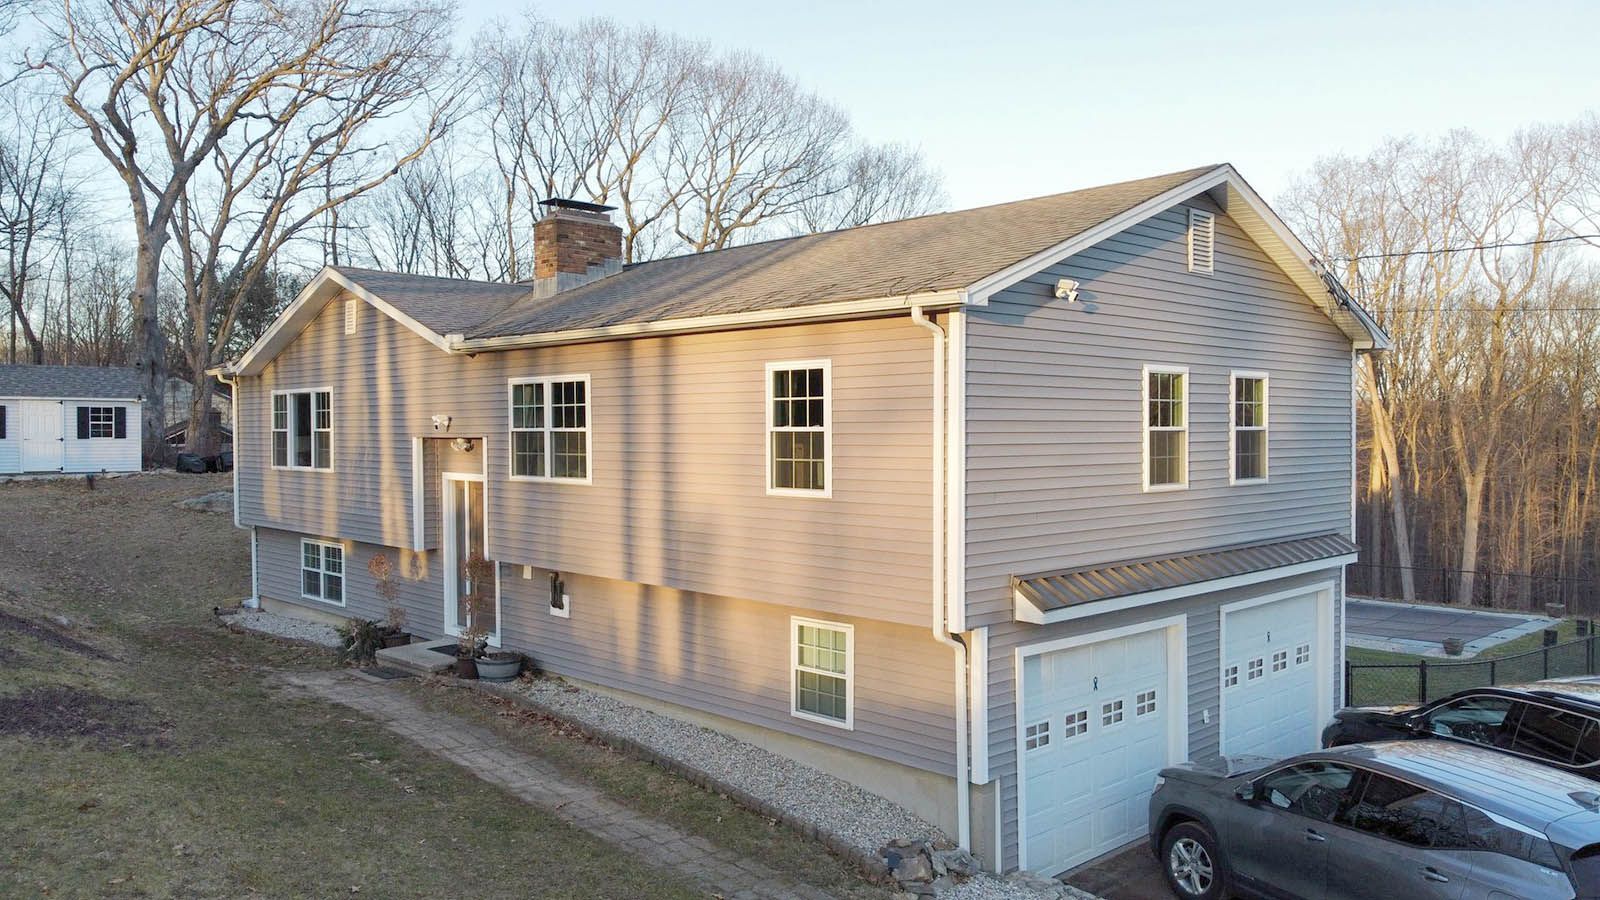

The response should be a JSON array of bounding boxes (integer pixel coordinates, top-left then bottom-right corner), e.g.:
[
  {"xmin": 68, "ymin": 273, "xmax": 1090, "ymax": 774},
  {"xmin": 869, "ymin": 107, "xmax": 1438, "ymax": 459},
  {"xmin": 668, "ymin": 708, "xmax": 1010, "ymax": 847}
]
[
  {"xmin": 507, "ymin": 676, "xmax": 1096, "ymax": 900},
  {"xmin": 222, "ymin": 609, "xmax": 341, "ymax": 648}
]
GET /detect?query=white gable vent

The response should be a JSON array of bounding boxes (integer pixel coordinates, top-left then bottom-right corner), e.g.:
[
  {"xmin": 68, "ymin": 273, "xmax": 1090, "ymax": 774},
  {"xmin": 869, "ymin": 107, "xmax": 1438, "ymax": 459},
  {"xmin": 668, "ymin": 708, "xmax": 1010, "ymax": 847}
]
[
  {"xmin": 1187, "ymin": 208, "xmax": 1215, "ymax": 274},
  {"xmin": 344, "ymin": 299, "xmax": 358, "ymax": 334}
]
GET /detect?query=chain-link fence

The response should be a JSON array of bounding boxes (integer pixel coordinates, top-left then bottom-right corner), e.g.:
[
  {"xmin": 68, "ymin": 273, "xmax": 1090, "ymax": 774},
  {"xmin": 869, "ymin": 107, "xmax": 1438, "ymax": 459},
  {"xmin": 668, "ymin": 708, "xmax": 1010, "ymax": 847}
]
[{"xmin": 1345, "ymin": 634, "xmax": 1600, "ymax": 707}]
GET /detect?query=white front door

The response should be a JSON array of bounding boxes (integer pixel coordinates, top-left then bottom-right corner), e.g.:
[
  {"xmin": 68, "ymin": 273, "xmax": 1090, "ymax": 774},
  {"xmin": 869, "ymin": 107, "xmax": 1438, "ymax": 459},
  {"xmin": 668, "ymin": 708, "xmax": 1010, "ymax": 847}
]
[
  {"xmin": 1020, "ymin": 624, "xmax": 1179, "ymax": 875},
  {"xmin": 19, "ymin": 400, "xmax": 61, "ymax": 472},
  {"xmin": 442, "ymin": 473, "xmax": 497, "ymax": 644},
  {"xmin": 1221, "ymin": 589, "xmax": 1327, "ymax": 758}
]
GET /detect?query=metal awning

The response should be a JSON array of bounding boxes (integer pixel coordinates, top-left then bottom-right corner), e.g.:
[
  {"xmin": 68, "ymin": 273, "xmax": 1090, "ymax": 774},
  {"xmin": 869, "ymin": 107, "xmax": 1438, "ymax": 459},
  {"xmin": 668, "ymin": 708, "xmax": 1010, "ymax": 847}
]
[{"xmin": 1013, "ymin": 533, "xmax": 1359, "ymax": 624}]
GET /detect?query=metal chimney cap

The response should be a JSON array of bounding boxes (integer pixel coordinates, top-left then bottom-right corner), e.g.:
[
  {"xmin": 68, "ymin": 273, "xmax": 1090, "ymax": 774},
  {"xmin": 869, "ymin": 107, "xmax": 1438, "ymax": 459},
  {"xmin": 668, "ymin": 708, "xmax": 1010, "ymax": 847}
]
[{"xmin": 539, "ymin": 198, "xmax": 616, "ymax": 214}]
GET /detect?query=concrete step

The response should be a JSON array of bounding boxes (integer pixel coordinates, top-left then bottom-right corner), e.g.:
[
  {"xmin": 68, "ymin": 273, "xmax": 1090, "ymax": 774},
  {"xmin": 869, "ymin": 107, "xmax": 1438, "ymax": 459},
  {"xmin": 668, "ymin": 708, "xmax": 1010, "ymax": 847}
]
[{"xmin": 376, "ymin": 637, "xmax": 458, "ymax": 675}]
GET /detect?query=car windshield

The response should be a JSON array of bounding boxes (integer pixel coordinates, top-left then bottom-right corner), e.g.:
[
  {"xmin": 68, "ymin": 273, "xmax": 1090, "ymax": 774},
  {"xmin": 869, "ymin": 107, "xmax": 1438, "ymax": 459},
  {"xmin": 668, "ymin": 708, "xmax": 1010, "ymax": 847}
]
[{"xmin": 1427, "ymin": 696, "xmax": 1514, "ymax": 744}]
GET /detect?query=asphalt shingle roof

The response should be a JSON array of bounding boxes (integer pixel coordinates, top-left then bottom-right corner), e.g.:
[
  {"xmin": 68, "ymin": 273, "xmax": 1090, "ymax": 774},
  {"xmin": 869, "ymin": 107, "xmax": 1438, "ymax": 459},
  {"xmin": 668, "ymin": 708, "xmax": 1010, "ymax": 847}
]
[
  {"xmin": 0, "ymin": 365, "xmax": 144, "ymax": 400},
  {"xmin": 333, "ymin": 165, "xmax": 1220, "ymax": 341}
]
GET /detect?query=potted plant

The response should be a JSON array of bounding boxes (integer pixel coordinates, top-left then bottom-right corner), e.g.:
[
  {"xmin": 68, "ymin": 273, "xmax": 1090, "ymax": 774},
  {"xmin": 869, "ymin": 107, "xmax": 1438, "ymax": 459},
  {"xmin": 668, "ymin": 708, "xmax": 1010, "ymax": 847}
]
[
  {"xmin": 368, "ymin": 552, "xmax": 409, "ymax": 648},
  {"xmin": 455, "ymin": 552, "xmax": 496, "ymax": 679}
]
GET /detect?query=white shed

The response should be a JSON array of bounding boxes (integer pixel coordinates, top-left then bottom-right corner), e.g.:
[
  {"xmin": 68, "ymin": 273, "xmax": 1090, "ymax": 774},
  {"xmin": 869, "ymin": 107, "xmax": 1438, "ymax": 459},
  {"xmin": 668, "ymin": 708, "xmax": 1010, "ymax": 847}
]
[{"xmin": 0, "ymin": 365, "xmax": 144, "ymax": 475}]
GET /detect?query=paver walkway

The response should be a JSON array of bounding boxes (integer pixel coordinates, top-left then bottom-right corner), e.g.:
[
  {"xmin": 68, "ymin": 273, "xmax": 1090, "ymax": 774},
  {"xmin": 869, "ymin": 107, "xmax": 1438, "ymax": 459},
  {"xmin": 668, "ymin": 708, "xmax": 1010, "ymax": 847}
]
[{"xmin": 285, "ymin": 670, "xmax": 839, "ymax": 900}]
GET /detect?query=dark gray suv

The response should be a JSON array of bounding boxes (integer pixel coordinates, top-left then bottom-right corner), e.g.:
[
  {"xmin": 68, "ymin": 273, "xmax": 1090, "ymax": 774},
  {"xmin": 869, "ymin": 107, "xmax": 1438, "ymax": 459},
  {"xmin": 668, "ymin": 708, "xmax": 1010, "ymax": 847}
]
[{"xmin": 1147, "ymin": 740, "xmax": 1600, "ymax": 899}]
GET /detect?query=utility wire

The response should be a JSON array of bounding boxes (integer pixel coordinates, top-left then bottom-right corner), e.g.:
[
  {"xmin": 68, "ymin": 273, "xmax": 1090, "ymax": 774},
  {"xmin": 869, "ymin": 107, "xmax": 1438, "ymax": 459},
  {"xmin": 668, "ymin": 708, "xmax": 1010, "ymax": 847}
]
[{"xmin": 1330, "ymin": 232, "xmax": 1600, "ymax": 261}]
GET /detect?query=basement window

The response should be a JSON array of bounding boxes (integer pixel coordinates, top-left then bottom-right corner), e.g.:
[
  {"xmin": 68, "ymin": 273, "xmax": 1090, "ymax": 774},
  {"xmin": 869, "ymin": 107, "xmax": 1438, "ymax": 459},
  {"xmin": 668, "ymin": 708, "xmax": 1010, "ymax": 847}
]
[
  {"xmin": 791, "ymin": 617, "xmax": 852, "ymax": 729},
  {"xmin": 301, "ymin": 539, "xmax": 345, "ymax": 606}
]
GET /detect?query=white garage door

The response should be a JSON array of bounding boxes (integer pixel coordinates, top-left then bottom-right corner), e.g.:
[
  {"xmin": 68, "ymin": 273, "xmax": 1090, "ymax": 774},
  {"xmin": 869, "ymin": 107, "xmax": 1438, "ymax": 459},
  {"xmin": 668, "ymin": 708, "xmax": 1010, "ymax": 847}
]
[
  {"xmin": 1020, "ymin": 627, "xmax": 1173, "ymax": 875},
  {"xmin": 1221, "ymin": 591, "xmax": 1322, "ymax": 758}
]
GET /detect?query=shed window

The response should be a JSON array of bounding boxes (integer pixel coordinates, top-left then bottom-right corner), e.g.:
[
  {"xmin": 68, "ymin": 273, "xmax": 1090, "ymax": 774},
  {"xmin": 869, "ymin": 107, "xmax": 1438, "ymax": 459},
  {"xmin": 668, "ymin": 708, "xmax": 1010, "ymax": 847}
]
[
  {"xmin": 791, "ymin": 617, "xmax": 852, "ymax": 728},
  {"xmin": 272, "ymin": 390, "xmax": 331, "ymax": 469},
  {"xmin": 1143, "ymin": 365, "xmax": 1188, "ymax": 490},
  {"xmin": 86, "ymin": 406, "xmax": 116, "ymax": 438},
  {"xmin": 508, "ymin": 376, "xmax": 590, "ymax": 482},
  {"xmin": 1231, "ymin": 373, "xmax": 1268, "ymax": 483},
  {"xmin": 767, "ymin": 361, "xmax": 830, "ymax": 495},
  {"xmin": 300, "ymin": 539, "xmax": 345, "ymax": 605}
]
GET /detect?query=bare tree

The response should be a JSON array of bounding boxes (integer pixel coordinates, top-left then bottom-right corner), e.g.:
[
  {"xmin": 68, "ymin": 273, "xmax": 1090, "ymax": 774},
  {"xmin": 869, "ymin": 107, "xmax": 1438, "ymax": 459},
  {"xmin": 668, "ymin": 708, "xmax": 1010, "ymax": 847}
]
[
  {"xmin": 796, "ymin": 142, "xmax": 946, "ymax": 233},
  {"xmin": 30, "ymin": 0, "xmax": 456, "ymax": 463},
  {"xmin": 0, "ymin": 85, "xmax": 80, "ymax": 364}
]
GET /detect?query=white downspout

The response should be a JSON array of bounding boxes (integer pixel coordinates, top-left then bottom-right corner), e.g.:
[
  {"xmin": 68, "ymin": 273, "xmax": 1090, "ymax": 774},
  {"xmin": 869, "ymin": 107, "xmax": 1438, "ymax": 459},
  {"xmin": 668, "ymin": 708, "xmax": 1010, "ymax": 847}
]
[
  {"xmin": 214, "ymin": 368, "xmax": 259, "ymax": 609},
  {"xmin": 911, "ymin": 305, "xmax": 970, "ymax": 851}
]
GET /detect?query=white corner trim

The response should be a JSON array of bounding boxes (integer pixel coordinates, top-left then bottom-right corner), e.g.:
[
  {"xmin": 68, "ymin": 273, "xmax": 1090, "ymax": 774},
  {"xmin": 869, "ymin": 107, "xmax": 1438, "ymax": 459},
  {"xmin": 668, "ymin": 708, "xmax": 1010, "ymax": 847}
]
[
  {"xmin": 945, "ymin": 311, "xmax": 967, "ymax": 633},
  {"xmin": 1014, "ymin": 613, "xmax": 1189, "ymax": 875},
  {"xmin": 411, "ymin": 436, "xmax": 426, "ymax": 551},
  {"xmin": 1014, "ymin": 553, "xmax": 1359, "ymax": 625}
]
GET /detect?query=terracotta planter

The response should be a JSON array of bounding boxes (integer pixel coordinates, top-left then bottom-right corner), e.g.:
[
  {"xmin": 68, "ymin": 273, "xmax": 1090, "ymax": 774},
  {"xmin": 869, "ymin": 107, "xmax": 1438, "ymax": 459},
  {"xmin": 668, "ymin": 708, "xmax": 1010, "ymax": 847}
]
[{"xmin": 455, "ymin": 656, "xmax": 478, "ymax": 679}]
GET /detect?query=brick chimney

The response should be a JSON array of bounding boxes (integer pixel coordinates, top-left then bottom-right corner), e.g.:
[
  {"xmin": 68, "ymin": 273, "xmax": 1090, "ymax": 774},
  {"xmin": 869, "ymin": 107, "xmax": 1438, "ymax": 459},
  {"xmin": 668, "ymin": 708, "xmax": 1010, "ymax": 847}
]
[{"xmin": 531, "ymin": 198, "xmax": 622, "ymax": 296}]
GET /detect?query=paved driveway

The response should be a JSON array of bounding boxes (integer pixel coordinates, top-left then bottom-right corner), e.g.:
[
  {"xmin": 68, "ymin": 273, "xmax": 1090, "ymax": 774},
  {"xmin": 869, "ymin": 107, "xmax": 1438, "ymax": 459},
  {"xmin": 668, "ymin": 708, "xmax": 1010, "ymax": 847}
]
[
  {"xmin": 1346, "ymin": 598, "xmax": 1552, "ymax": 656},
  {"xmin": 1061, "ymin": 842, "xmax": 1170, "ymax": 899}
]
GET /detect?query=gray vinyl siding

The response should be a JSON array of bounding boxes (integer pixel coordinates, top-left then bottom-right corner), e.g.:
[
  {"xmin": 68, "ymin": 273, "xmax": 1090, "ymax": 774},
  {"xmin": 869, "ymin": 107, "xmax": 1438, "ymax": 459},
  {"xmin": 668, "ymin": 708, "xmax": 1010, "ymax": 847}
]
[
  {"xmin": 256, "ymin": 524, "xmax": 956, "ymax": 774},
  {"xmin": 986, "ymin": 569, "xmax": 1345, "ymax": 871},
  {"xmin": 236, "ymin": 300, "xmax": 937, "ymax": 627},
  {"xmin": 965, "ymin": 196, "xmax": 1357, "ymax": 872},
  {"xmin": 963, "ymin": 195, "xmax": 1355, "ymax": 629}
]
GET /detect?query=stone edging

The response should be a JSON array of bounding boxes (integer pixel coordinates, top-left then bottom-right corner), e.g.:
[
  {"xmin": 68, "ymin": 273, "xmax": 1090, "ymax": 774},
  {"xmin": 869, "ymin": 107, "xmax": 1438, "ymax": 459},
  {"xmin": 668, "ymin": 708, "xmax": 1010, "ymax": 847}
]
[{"xmin": 445, "ymin": 676, "xmax": 894, "ymax": 884}]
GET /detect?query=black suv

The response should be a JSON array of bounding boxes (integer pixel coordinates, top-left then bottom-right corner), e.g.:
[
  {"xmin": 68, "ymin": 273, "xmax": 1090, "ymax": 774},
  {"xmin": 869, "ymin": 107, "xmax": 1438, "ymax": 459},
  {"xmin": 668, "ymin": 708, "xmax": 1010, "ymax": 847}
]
[{"xmin": 1323, "ymin": 684, "xmax": 1600, "ymax": 777}]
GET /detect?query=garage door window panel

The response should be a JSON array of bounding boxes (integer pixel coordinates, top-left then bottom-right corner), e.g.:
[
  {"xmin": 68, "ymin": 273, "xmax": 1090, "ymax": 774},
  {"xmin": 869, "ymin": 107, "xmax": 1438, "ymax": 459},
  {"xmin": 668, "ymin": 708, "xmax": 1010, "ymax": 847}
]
[
  {"xmin": 1063, "ymin": 709, "xmax": 1088, "ymax": 739},
  {"xmin": 1247, "ymin": 657, "xmax": 1264, "ymax": 681},
  {"xmin": 1025, "ymin": 720, "xmax": 1051, "ymax": 751},
  {"xmin": 1136, "ymin": 689, "xmax": 1158, "ymax": 717},
  {"xmin": 1223, "ymin": 664, "xmax": 1239, "ymax": 689}
]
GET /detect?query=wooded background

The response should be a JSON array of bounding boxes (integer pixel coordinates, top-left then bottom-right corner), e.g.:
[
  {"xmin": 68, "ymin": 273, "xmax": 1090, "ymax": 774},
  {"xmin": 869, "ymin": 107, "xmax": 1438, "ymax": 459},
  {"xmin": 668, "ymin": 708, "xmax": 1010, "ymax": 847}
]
[{"xmin": 4, "ymin": 1, "xmax": 1600, "ymax": 612}]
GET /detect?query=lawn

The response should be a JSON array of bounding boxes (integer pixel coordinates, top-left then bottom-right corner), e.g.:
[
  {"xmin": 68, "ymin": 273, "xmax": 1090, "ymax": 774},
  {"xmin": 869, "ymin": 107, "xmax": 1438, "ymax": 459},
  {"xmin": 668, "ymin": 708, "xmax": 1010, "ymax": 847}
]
[
  {"xmin": 1345, "ymin": 615, "xmax": 1592, "ymax": 707},
  {"xmin": 0, "ymin": 474, "xmax": 868, "ymax": 899}
]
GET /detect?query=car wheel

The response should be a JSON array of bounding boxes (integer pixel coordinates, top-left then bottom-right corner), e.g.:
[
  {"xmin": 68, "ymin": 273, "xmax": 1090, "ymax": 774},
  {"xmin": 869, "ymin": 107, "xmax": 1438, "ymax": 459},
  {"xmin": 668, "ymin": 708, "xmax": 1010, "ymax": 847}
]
[{"xmin": 1161, "ymin": 821, "xmax": 1226, "ymax": 900}]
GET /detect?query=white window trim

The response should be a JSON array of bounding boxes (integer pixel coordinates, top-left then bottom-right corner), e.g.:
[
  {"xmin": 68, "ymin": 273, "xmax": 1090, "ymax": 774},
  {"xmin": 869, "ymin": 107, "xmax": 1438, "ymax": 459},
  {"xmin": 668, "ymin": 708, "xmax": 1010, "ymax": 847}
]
[
  {"xmin": 85, "ymin": 405, "xmax": 117, "ymax": 439},
  {"xmin": 765, "ymin": 359, "xmax": 833, "ymax": 499},
  {"xmin": 789, "ymin": 615, "xmax": 853, "ymax": 730},
  {"xmin": 506, "ymin": 374, "xmax": 593, "ymax": 485},
  {"xmin": 270, "ymin": 387, "xmax": 334, "ymax": 472},
  {"xmin": 299, "ymin": 538, "xmax": 346, "ymax": 607},
  {"xmin": 1188, "ymin": 208, "xmax": 1215, "ymax": 274},
  {"xmin": 1141, "ymin": 364, "xmax": 1188, "ymax": 492},
  {"xmin": 1229, "ymin": 370, "xmax": 1269, "ymax": 485}
]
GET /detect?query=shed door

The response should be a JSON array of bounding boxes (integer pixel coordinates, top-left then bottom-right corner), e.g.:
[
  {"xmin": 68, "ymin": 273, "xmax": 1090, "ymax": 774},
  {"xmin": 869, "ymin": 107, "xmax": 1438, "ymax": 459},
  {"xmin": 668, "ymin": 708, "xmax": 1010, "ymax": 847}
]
[
  {"xmin": 1020, "ymin": 627, "xmax": 1173, "ymax": 875},
  {"xmin": 20, "ymin": 401, "xmax": 62, "ymax": 472},
  {"xmin": 1222, "ymin": 591, "xmax": 1322, "ymax": 758}
]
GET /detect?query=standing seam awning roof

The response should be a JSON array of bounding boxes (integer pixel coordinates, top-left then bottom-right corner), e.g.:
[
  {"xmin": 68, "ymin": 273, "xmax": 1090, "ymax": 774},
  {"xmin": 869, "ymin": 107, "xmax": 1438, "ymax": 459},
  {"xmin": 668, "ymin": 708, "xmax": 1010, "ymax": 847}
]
[{"xmin": 1013, "ymin": 533, "xmax": 1359, "ymax": 616}]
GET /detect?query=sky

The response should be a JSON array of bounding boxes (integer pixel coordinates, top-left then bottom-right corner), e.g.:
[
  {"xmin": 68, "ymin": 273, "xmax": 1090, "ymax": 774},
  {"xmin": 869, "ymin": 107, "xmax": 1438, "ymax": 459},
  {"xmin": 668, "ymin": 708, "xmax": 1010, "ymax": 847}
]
[{"xmin": 456, "ymin": 0, "xmax": 1600, "ymax": 210}]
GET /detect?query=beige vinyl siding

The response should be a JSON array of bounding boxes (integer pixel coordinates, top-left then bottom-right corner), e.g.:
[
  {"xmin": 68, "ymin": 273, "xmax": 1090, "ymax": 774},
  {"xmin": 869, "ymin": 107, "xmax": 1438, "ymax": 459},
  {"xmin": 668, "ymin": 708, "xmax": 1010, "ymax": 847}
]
[
  {"xmin": 986, "ymin": 569, "xmax": 1344, "ymax": 871},
  {"xmin": 236, "ymin": 300, "xmax": 936, "ymax": 627},
  {"xmin": 964, "ymin": 195, "xmax": 1354, "ymax": 630},
  {"xmin": 499, "ymin": 568, "xmax": 957, "ymax": 774}
]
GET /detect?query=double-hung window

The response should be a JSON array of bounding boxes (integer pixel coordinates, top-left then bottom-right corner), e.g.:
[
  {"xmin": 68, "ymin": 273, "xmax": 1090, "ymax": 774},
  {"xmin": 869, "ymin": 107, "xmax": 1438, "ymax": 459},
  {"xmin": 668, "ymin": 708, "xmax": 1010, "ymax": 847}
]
[
  {"xmin": 272, "ymin": 389, "xmax": 332, "ymax": 470},
  {"xmin": 509, "ymin": 375, "xmax": 590, "ymax": 482},
  {"xmin": 1143, "ymin": 365, "xmax": 1188, "ymax": 490},
  {"xmin": 301, "ymin": 539, "xmax": 345, "ymax": 605},
  {"xmin": 1231, "ymin": 372, "xmax": 1268, "ymax": 483},
  {"xmin": 791, "ymin": 616, "xmax": 852, "ymax": 728},
  {"xmin": 766, "ymin": 360, "xmax": 830, "ymax": 496}
]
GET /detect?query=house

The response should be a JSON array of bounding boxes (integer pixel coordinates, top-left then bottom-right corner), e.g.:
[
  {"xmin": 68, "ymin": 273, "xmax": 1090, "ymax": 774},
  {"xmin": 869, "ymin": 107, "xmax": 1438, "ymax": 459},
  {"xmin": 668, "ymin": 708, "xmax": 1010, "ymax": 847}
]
[
  {"xmin": 163, "ymin": 376, "xmax": 234, "ymax": 447},
  {"xmin": 0, "ymin": 365, "xmax": 144, "ymax": 475},
  {"xmin": 220, "ymin": 164, "xmax": 1388, "ymax": 876}
]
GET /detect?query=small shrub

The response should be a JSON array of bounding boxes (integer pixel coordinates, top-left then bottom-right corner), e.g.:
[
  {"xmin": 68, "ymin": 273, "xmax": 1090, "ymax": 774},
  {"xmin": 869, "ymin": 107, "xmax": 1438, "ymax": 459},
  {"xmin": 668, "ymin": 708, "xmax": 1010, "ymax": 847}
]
[
  {"xmin": 337, "ymin": 618, "xmax": 385, "ymax": 666},
  {"xmin": 367, "ymin": 552, "xmax": 405, "ymax": 634},
  {"xmin": 459, "ymin": 552, "xmax": 496, "ymax": 659}
]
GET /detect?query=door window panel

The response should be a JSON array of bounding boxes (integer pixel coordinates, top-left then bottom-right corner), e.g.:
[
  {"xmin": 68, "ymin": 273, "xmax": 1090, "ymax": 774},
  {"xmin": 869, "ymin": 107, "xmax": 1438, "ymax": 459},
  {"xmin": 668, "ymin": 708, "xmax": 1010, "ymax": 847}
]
[
  {"xmin": 1511, "ymin": 704, "xmax": 1596, "ymax": 764},
  {"xmin": 1256, "ymin": 761, "xmax": 1356, "ymax": 822},
  {"xmin": 1341, "ymin": 773, "xmax": 1461, "ymax": 847},
  {"xmin": 1425, "ymin": 695, "xmax": 1516, "ymax": 746}
]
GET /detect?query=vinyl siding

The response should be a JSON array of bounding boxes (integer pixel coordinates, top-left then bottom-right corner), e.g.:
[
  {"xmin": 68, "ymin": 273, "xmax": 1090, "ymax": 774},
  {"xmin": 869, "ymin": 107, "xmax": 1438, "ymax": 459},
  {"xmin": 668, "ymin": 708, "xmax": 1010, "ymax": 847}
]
[
  {"xmin": 963, "ymin": 196, "xmax": 1355, "ymax": 628},
  {"xmin": 965, "ymin": 196, "xmax": 1357, "ymax": 872},
  {"xmin": 987, "ymin": 569, "xmax": 1344, "ymax": 871},
  {"xmin": 236, "ymin": 299, "xmax": 937, "ymax": 627},
  {"xmin": 61, "ymin": 402, "xmax": 141, "ymax": 473},
  {"xmin": 256, "ymin": 525, "xmax": 957, "ymax": 774}
]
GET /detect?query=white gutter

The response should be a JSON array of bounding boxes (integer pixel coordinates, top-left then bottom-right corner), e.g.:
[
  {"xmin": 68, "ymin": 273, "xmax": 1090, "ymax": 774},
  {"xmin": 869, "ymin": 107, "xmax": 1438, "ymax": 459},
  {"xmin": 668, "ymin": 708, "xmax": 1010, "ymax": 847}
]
[
  {"xmin": 451, "ymin": 290, "xmax": 966, "ymax": 353},
  {"xmin": 910, "ymin": 304, "xmax": 971, "ymax": 852}
]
